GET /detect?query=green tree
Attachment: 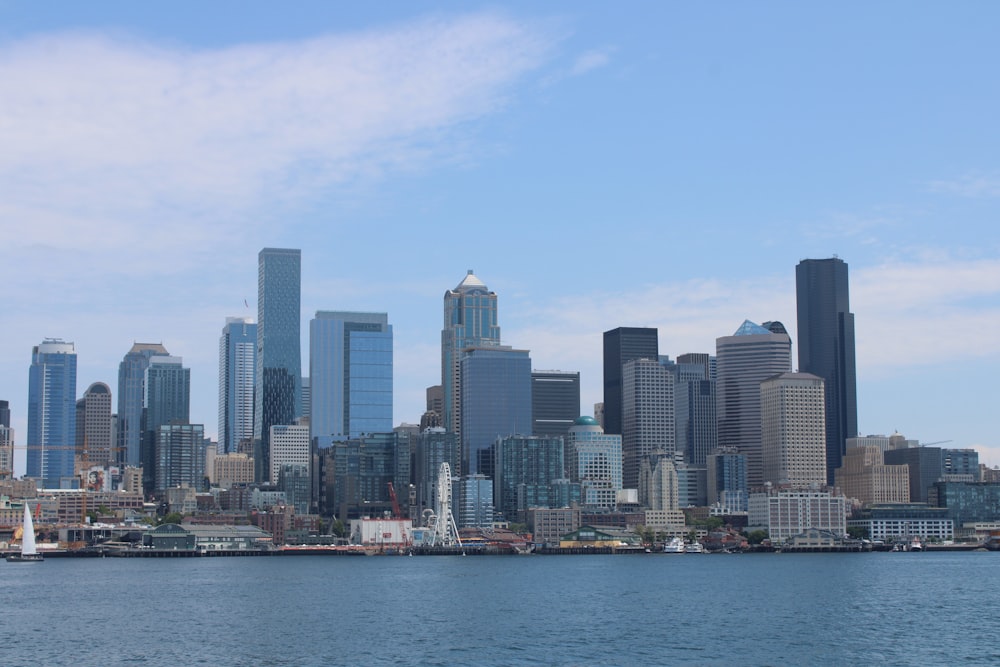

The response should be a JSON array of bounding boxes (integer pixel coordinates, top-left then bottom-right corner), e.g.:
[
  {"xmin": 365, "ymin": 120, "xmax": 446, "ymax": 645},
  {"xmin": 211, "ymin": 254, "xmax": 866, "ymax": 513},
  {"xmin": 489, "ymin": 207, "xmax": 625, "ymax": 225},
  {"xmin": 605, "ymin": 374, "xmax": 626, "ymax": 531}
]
[
  {"xmin": 329, "ymin": 519, "xmax": 346, "ymax": 538},
  {"xmin": 744, "ymin": 529, "xmax": 769, "ymax": 545},
  {"xmin": 704, "ymin": 517, "xmax": 725, "ymax": 530},
  {"xmin": 159, "ymin": 512, "xmax": 184, "ymax": 526},
  {"xmin": 847, "ymin": 526, "xmax": 869, "ymax": 540},
  {"xmin": 508, "ymin": 523, "xmax": 529, "ymax": 535}
]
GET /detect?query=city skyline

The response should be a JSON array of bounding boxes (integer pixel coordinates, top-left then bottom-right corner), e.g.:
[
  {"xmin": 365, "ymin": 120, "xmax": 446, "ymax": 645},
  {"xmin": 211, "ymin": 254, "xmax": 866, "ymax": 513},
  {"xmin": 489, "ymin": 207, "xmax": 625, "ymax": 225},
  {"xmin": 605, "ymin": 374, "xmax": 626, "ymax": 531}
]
[{"xmin": 2, "ymin": 4, "xmax": 999, "ymax": 470}]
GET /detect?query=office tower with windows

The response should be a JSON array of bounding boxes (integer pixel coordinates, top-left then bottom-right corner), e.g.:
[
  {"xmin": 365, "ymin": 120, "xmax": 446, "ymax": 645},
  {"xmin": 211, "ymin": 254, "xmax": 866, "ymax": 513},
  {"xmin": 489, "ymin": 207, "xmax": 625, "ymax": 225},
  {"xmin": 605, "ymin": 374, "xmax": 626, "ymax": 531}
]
[
  {"xmin": 716, "ymin": 320, "xmax": 792, "ymax": 489},
  {"xmin": 255, "ymin": 248, "xmax": 302, "ymax": 482},
  {"xmin": 459, "ymin": 347, "xmax": 531, "ymax": 477},
  {"xmin": 760, "ymin": 372, "xmax": 827, "ymax": 489},
  {"xmin": 117, "ymin": 343, "xmax": 169, "ymax": 466},
  {"xmin": 142, "ymin": 356, "xmax": 190, "ymax": 493},
  {"xmin": 76, "ymin": 382, "xmax": 114, "ymax": 466},
  {"xmin": 796, "ymin": 258, "xmax": 858, "ymax": 485},
  {"xmin": 493, "ymin": 434, "xmax": 566, "ymax": 521},
  {"xmin": 269, "ymin": 424, "xmax": 310, "ymax": 485},
  {"xmin": 412, "ymin": 428, "xmax": 460, "ymax": 515},
  {"xmin": 621, "ymin": 357, "xmax": 675, "ymax": 491},
  {"xmin": 565, "ymin": 416, "xmax": 622, "ymax": 511},
  {"xmin": 310, "ymin": 311, "xmax": 392, "ymax": 447},
  {"xmin": 442, "ymin": 271, "xmax": 501, "ymax": 440},
  {"xmin": 706, "ymin": 447, "xmax": 748, "ymax": 512},
  {"xmin": 674, "ymin": 356, "xmax": 717, "ymax": 467},
  {"xmin": 27, "ymin": 339, "xmax": 77, "ymax": 487},
  {"xmin": 602, "ymin": 327, "xmax": 658, "ymax": 436},
  {"xmin": 531, "ymin": 370, "xmax": 581, "ymax": 438},
  {"xmin": 219, "ymin": 317, "xmax": 256, "ymax": 455},
  {"xmin": 155, "ymin": 423, "xmax": 206, "ymax": 492}
]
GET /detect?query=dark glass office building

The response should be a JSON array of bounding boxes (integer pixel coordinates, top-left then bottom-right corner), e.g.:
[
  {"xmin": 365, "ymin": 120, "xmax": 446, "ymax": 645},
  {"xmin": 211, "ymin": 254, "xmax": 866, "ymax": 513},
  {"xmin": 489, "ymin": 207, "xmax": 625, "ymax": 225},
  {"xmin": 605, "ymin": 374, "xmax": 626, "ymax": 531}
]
[
  {"xmin": 796, "ymin": 258, "xmax": 858, "ymax": 485},
  {"xmin": 254, "ymin": 248, "xmax": 302, "ymax": 482},
  {"xmin": 602, "ymin": 327, "xmax": 658, "ymax": 435},
  {"xmin": 531, "ymin": 370, "xmax": 581, "ymax": 438}
]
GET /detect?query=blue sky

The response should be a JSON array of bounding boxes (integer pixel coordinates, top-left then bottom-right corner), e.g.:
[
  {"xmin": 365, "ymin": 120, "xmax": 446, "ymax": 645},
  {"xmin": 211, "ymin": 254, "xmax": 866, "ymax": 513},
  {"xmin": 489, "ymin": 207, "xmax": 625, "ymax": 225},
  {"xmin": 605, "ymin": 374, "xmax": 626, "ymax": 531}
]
[{"xmin": 3, "ymin": 2, "xmax": 999, "ymax": 473}]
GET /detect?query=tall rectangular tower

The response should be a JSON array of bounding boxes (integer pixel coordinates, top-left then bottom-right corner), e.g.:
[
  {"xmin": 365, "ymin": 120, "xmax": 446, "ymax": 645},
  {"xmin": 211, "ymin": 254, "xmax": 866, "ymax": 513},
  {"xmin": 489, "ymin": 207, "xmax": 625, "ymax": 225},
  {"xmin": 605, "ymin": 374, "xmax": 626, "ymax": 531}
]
[
  {"xmin": 27, "ymin": 339, "xmax": 77, "ymax": 487},
  {"xmin": 442, "ymin": 270, "xmax": 500, "ymax": 440},
  {"xmin": 310, "ymin": 311, "xmax": 392, "ymax": 447},
  {"xmin": 621, "ymin": 357, "xmax": 675, "ymax": 491},
  {"xmin": 117, "ymin": 342, "xmax": 169, "ymax": 466},
  {"xmin": 602, "ymin": 327, "xmax": 658, "ymax": 435},
  {"xmin": 76, "ymin": 382, "xmax": 114, "ymax": 466},
  {"xmin": 796, "ymin": 257, "xmax": 858, "ymax": 485},
  {"xmin": 760, "ymin": 372, "xmax": 827, "ymax": 488},
  {"xmin": 531, "ymin": 370, "xmax": 581, "ymax": 438},
  {"xmin": 142, "ymin": 356, "xmax": 191, "ymax": 493},
  {"xmin": 255, "ymin": 248, "xmax": 302, "ymax": 482},
  {"xmin": 218, "ymin": 317, "xmax": 256, "ymax": 455},
  {"xmin": 716, "ymin": 320, "xmax": 792, "ymax": 490}
]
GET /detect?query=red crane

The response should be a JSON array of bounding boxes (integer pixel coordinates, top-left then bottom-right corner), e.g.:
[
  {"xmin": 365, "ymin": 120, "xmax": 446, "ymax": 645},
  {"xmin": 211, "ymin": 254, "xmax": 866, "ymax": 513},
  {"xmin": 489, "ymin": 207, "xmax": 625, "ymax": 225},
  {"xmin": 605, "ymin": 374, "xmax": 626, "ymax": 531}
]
[{"xmin": 387, "ymin": 482, "xmax": 404, "ymax": 519}]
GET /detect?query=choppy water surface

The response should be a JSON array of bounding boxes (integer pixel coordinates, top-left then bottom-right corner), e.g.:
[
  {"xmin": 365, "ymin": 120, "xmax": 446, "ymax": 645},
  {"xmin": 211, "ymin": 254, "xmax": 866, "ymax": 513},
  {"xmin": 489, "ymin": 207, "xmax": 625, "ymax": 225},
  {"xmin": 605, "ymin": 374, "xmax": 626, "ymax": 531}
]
[{"xmin": 4, "ymin": 552, "xmax": 999, "ymax": 666}]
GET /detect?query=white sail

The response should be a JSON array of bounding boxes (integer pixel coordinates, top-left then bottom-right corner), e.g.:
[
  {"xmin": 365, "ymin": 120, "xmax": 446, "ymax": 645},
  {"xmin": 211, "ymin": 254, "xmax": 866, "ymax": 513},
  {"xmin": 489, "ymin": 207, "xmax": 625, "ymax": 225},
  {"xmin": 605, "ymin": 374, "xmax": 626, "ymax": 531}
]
[{"xmin": 21, "ymin": 504, "xmax": 37, "ymax": 556}]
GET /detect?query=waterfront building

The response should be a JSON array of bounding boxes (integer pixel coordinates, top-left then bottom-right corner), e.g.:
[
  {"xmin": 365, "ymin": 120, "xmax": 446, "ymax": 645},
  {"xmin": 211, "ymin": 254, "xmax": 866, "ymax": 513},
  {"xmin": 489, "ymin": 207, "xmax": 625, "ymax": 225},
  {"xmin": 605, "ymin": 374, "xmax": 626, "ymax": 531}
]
[
  {"xmin": 142, "ymin": 356, "xmax": 190, "ymax": 494},
  {"xmin": 27, "ymin": 339, "xmax": 78, "ymax": 487},
  {"xmin": 117, "ymin": 342, "xmax": 170, "ymax": 466},
  {"xmin": 834, "ymin": 445, "xmax": 910, "ymax": 505},
  {"xmin": 442, "ymin": 270, "xmax": 501, "ymax": 442},
  {"xmin": 269, "ymin": 424, "xmax": 310, "ymax": 485},
  {"xmin": 531, "ymin": 370, "xmax": 581, "ymax": 438},
  {"xmin": 716, "ymin": 320, "xmax": 792, "ymax": 489},
  {"xmin": 309, "ymin": 311, "xmax": 393, "ymax": 446},
  {"xmin": 796, "ymin": 258, "xmax": 858, "ymax": 485},
  {"xmin": 847, "ymin": 504, "xmax": 953, "ymax": 542},
  {"xmin": 254, "ymin": 248, "xmax": 302, "ymax": 483},
  {"xmin": 493, "ymin": 434, "xmax": 566, "ymax": 521},
  {"xmin": 322, "ymin": 432, "xmax": 409, "ymax": 520},
  {"xmin": 760, "ymin": 372, "xmax": 827, "ymax": 489},
  {"xmin": 748, "ymin": 487, "xmax": 848, "ymax": 544},
  {"xmin": 674, "ymin": 356, "xmax": 717, "ymax": 467},
  {"xmin": 622, "ymin": 357, "xmax": 675, "ymax": 491},
  {"xmin": 277, "ymin": 463, "xmax": 311, "ymax": 515},
  {"xmin": 75, "ymin": 382, "xmax": 114, "ymax": 466},
  {"xmin": 458, "ymin": 474, "xmax": 494, "ymax": 528},
  {"xmin": 412, "ymin": 428, "xmax": 460, "ymax": 516},
  {"xmin": 929, "ymin": 481, "xmax": 1000, "ymax": 530},
  {"xmin": 706, "ymin": 447, "xmax": 748, "ymax": 512},
  {"xmin": 884, "ymin": 445, "xmax": 943, "ymax": 503},
  {"xmin": 218, "ymin": 317, "xmax": 256, "ymax": 455},
  {"xmin": 212, "ymin": 452, "xmax": 255, "ymax": 489},
  {"xmin": 459, "ymin": 346, "xmax": 531, "ymax": 477},
  {"xmin": 526, "ymin": 507, "xmax": 581, "ymax": 547},
  {"xmin": 565, "ymin": 416, "xmax": 622, "ymax": 511},
  {"xmin": 155, "ymin": 423, "xmax": 206, "ymax": 492},
  {"xmin": 602, "ymin": 327, "xmax": 658, "ymax": 436}
]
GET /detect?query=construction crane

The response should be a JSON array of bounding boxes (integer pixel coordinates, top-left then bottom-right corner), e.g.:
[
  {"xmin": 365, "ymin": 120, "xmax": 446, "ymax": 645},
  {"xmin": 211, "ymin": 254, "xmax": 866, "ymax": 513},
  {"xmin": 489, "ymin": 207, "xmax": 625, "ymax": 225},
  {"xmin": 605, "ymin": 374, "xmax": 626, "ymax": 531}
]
[{"xmin": 387, "ymin": 482, "xmax": 404, "ymax": 519}]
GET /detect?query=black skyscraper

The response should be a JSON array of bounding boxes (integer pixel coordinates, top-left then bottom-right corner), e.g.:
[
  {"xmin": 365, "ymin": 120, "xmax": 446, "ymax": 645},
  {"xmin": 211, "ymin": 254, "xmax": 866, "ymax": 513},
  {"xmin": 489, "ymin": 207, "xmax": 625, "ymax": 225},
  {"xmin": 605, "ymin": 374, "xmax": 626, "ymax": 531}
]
[
  {"xmin": 602, "ymin": 327, "xmax": 658, "ymax": 435},
  {"xmin": 796, "ymin": 258, "xmax": 858, "ymax": 485}
]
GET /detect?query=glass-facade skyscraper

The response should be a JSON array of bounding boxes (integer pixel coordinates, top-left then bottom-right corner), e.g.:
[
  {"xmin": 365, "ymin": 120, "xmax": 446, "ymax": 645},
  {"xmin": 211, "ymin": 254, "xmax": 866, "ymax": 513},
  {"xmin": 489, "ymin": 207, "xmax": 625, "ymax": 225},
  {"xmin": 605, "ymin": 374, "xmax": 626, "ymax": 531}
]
[
  {"xmin": 310, "ymin": 311, "xmax": 392, "ymax": 447},
  {"xmin": 27, "ymin": 338, "xmax": 77, "ymax": 487},
  {"xmin": 254, "ymin": 248, "xmax": 302, "ymax": 483},
  {"xmin": 117, "ymin": 342, "xmax": 170, "ymax": 466},
  {"xmin": 142, "ymin": 356, "xmax": 190, "ymax": 493},
  {"xmin": 796, "ymin": 257, "xmax": 858, "ymax": 485},
  {"xmin": 442, "ymin": 270, "xmax": 500, "ymax": 440},
  {"xmin": 602, "ymin": 327, "xmax": 659, "ymax": 435},
  {"xmin": 218, "ymin": 317, "xmax": 256, "ymax": 455},
  {"xmin": 531, "ymin": 370, "xmax": 581, "ymax": 438}
]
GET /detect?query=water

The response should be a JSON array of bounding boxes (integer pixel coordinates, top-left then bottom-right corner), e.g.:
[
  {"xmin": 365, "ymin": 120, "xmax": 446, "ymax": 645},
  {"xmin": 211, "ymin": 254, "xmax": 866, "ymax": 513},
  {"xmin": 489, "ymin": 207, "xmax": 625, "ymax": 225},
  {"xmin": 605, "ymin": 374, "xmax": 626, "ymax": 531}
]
[{"xmin": 4, "ymin": 552, "xmax": 999, "ymax": 666}]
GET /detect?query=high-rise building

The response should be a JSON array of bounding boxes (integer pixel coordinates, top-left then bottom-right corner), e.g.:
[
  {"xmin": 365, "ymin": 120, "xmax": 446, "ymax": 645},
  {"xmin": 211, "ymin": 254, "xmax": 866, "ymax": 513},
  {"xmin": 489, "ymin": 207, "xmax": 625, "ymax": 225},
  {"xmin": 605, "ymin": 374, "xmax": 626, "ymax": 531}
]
[
  {"xmin": 716, "ymin": 320, "xmax": 792, "ymax": 489},
  {"xmin": 884, "ymin": 446, "xmax": 943, "ymax": 503},
  {"xmin": 638, "ymin": 451, "xmax": 683, "ymax": 525},
  {"xmin": 412, "ymin": 428, "xmax": 460, "ymax": 516},
  {"xmin": 796, "ymin": 258, "xmax": 858, "ymax": 485},
  {"xmin": 269, "ymin": 424, "xmax": 310, "ymax": 485},
  {"xmin": 673, "ymin": 356, "xmax": 717, "ymax": 467},
  {"xmin": 602, "ymin": 327, "xmax": 658, "ymax": 435},
  {"xmin": 531, "ymin": 370, "xmax": 581, "ymax": 438},
  {"xmin": 493, "ymin": 434, "xmax": 566, "ymax": 521},
  {"xmin": 117, "ymin": 343, "xmax": 170, "ymax": 466},
  {"xmin": 0, "ymin": 402, "xmax": 13, "ymax": 480},
  {"xmin": 310, "ymin": 311, "xmax": 392, "ymax": 447},
  {"xmin": 27, "ymin": 339, "xmax": 77, "ymax": 486},
  {"xmin": 142, "ymin": 356, "xmax": 190, "ymax": 493},
  {"xmin": 760, "ymin": 372, "xmax": 827, "ymax": 489},
  {"xmin": 834, "ymin": 444, "xmax": 909, "ymax": 505},
  {"xmin": 622, "ymin": 357, "xmax": 675, "ymax": 491},
  {"xmin": 565, "ymin": 416, "xmax": 622, "ymax": 511},
  {"xmin": 459, "ymin": 347, "xmax": 532, "ymax": 477},
  {"xmin": 706, "ymin": 447, "xmax": 748, "ymax": 512},
  {"xmin": 0, "ymin": 399, "xmax": 10, "ymax": 427},
  {"xmin": 154, "ymin": 423, "xmax": 205, "ymax": 492},
  {"xmin": 76, "ymin": 382, "xmax": 114, "ymax": 466},
  {"xmin": 255, "ymin": 248, "xmax": 302, "ymax": 482},
  {"xmin": 442, "ymin": 270, "xmax": 501, "ymax": 440},
  {"xmin": 218, "ymin": 317, "xmax": 256, "ymax": 455},
  {"xmin": 458, "ymin": 474, "xmax": 494, "ymax": 528}
]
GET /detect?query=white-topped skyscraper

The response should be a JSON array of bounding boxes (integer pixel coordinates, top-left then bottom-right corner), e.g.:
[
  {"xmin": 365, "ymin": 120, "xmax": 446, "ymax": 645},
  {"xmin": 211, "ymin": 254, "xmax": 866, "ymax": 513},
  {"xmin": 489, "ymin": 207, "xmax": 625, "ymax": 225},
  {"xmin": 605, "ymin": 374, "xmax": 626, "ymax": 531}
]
[
  {"xmin": 218, "ymin": 317, "xmax": 256, "ymax": 455},
  {"xmin": 442, "ymin": 270, "xmax": 500, "ymax": 441},
  {"xmin": 310, "ymin": 311, "xmax": 393, "ymax": 447},
  {"xmin": 716, "ymin": 320, "xmax": 792, "ymax": 490},
  {"xmin": 254, "ymin": 248, "xmax": 302, "ymax": 483},
  {"xmin": 27, "ymin": 339, "xmax": 77, "ymax": 487}
]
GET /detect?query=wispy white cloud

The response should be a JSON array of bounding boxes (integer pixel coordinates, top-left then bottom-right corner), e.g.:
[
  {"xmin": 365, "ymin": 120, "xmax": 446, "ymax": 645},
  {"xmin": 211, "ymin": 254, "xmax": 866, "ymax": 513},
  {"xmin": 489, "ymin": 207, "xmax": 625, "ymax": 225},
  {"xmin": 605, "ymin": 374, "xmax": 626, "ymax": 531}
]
[
  {"xmin": 928, "ymin": 171, "xmax": 1000, "ymax": 198},
  {"xmin": 570, "ymin": 48, "xmax": 613, "ymax": 76}
]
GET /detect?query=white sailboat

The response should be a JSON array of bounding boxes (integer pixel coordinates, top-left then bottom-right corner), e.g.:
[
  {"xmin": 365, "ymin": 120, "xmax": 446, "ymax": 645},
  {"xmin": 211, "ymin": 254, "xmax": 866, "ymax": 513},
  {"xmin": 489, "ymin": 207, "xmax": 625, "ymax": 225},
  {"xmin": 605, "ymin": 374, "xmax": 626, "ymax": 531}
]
[{"xmin": 6, "ymin": 503, "xmax": 43, "ymax": 562}]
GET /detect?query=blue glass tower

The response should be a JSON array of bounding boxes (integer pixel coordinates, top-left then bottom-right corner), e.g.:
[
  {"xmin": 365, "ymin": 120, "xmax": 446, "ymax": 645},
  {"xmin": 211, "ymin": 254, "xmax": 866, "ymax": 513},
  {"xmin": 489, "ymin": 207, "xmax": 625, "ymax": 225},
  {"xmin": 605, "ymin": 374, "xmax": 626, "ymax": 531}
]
[
  {"xmin": 254, "ymin": 248, "xmax": 302, "ymax": 482},
  {"xmin": 27, "ymin": 339, "xmax": 77, "ymax": 487},
  {"xmin": 309, "ymin": 311, "xmax": 392, "ymax": 447},
  {"xmin": 117, "ymin": 342, "xmax": 170, "ymax": 465},
  {"xmin": 218, "ymin": 317, "xmax": 257, "ymax": 455},
  {"xmin": 142, "ymin": 356, "xmax": 190, "ymax": 493},
  {"xmin": 459, "ymin": 346, "xmax": 531, "ymax": 477}
]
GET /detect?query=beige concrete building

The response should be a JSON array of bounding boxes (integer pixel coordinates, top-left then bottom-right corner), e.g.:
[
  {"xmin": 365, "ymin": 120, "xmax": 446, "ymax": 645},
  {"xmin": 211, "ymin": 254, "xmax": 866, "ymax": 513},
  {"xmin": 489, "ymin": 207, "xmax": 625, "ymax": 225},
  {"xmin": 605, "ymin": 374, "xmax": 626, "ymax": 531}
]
[
  {"xmin": 214, "ymin": 452, "xmax": 255, "ymax": 489},
  {"xmin": 835, "ymin": 445, "xmax": 910, "ymax": 505},
  {"xmin": 761, "ymin": 372, "xmax": 826, "ymax": 489}
]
